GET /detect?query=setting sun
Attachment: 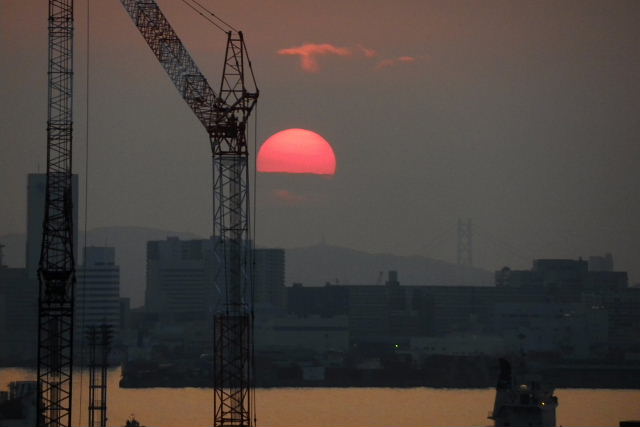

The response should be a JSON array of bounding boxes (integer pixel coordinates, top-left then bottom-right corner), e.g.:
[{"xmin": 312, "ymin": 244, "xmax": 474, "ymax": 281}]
[{"xmin": 257, "ymin": 128, "xmax": 337, "ymax": 175}]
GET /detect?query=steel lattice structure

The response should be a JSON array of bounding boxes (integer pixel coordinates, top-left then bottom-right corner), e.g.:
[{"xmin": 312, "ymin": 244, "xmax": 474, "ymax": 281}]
[
  {"xmin": 86, "ymin": 324, "xmax": 113, "ymax": 427},
  {"xmin": 117, "ymin": 2, "xmax": 258, "ymax": 426},
  {"xmin": 37, "ymin": 1, "xmax": 76, "ymax": 427},
  {"xmin": 212, "ymin": 33, "xmax": 256, "ymax": 427}
]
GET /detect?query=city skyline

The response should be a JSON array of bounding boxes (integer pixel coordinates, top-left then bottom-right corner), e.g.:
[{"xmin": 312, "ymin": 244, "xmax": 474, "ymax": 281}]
[
  {"xmin": 2, "ymin": 2, "xmax": 640, "ymax": 426},
  {"xmin": 2, "ymin": 0, "xmax": 640, "ymax": 282}
]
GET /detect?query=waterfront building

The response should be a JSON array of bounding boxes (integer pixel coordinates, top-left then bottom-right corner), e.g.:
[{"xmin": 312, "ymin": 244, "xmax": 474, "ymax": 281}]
[
  {"xmin": 409, "ymin": 333, "xmax": 506, "ymax": 358},
  {"xmin": 588, "ymin": 253, "xmax": 614, "ymax": 271},
  {"xmin": 285, "ymin": 257, "xmax": 640, "ymax": 360},
  {"xmin": 145, "ymin": 237, "xmax": 214, "ymax": 322},
  {"xmin": 254, "ymin": 248, "xmax": 285, "ymax": 309},
  {"xmin": 145, "ymin": 237, "xmax": 286, "ymax": 323},
  {"xmin": 76, "ymin": 246, "xmax": 121, "ymax": 341},
  {"xmin": 494, "ymin": 302, "xmax": 609, "ymax": 359},
  {"xmin": 495, "ymin": 256, "xmax": 628, "ymax": 291},
  {"xmin": 255, "ymin": 314, "xmax": 349, "ymax": 353},
  {"xmin": 0, "ymin": 266, "xmax": 37, "ymax": 363}
]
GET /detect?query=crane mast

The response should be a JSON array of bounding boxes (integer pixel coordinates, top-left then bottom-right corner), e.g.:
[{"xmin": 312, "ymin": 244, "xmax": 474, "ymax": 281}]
[
  {"xmin": 38, "ymin": 1, "xmax": 76, "ymax": 427},
  {"xmin": 117, "ymin": 2, "xmax": 258, "ymax": 426}
]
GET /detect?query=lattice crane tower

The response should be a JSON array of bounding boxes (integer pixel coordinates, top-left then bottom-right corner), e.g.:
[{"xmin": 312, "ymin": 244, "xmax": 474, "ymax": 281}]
[
  {"xmin": 37, "ymin": 1, "xmax": 76, "ymax": 426},
  {"xmin": 117, "ymin": 2, "xmax": 258, "ymax": 426}
]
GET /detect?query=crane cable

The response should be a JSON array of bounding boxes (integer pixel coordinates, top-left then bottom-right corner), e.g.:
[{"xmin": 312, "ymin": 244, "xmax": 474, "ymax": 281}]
[
  {"xmin": 251, "ymin": 102, "xmax": 258, "ymax": 427},
  {"xmin": 177, "ymin": 1, "xmax": 258, "ymax": 422},
  {"xmin": 243, "ymin": 40, "xmax": 259, "ymax": 95},
  {"xmin": 77, "ymin": 0, "xmax": 92, "ymax": 425},
  {"xmin": 184, "ymin": 0, "xmax": 258, "ymax": 92},
  {"xmin": 179, "ymin": 0, "xmax": 230, "ymax": 34},
  {"xmin": 179, "ymin": 0, "xmax": 259, "ymax": 97},
  {"xmin": 186, "ymin": 0, "xmax": 238, "ymax": 33}
]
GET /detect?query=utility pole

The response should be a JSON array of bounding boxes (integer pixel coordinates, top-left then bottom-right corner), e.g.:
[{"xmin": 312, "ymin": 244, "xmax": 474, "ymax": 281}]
[{"xmin": 37, "ymin": 1, "xmax": 76, "ymax": 426}]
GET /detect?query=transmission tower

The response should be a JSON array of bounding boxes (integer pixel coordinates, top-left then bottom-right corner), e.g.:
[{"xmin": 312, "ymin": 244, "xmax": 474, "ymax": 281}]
[
  {"xmin": 37, "ymin": 1, "xmax": 76, "ymax": 427},
  {"xmin": 457, "ymin": 218, "xmax": 473, "ymax": 267},
  {"xmin": 116, "ymin": 2, "xmax": 258, "ymax": 425}
]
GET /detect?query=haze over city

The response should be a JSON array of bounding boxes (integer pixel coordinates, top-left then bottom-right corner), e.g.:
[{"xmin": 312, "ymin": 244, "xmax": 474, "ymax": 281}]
[
  {"xmin": 2, "ymin": 0, "xmax": 640, "ymax": 282},
  {"xmin": 3, "ymin": 2, "xmax": 640, "ymax": 427}
]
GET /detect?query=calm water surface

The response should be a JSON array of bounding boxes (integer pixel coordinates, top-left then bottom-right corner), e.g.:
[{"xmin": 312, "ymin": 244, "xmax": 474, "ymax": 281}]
[{"xmin": 2, "ymin": 367, "xmax": 639, "ymax": 426}]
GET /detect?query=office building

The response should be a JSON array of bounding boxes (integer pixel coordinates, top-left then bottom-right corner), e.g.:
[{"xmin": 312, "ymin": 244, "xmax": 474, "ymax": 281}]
[
  {"xmin": 76, "ymin": 247, "xmax": 121, "ymax": 341},
  {"xmin": 145, "ymin": 238, "xmax": 286, "ymax": 322},
  {"xmin": 286, "ymin": 258, "xmax": 639, "ymax": 360},
  {"xmin": 0, "ymin": 265, "xmax": 37, "ymax": 363},
  {"xmin": 255, "ymin": 314, "xmax": 349, "ymax": 353},
  {"xmin": 254, "ymin": 248, "xmax": 285, "ymax": 309},
  {"xmin": 495, "ymin": 256, "xmax": 628, "ymax": 291},
  {"xmin": 145, "ymin": 237, "xmax": 215, "ymax": 321},
  {"xmin": 589, "ymin": 253, "xmax": 614, "ymax": 271}
]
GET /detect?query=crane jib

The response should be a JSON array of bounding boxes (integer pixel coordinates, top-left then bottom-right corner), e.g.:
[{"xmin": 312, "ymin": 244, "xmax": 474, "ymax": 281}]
[
  {"xmin": 117, "ymin": 1, "xmax": 258, "ymax": 426},
  {"xmin": 119, "ymin": 0, "xmax": 257, "ymax": 134}
]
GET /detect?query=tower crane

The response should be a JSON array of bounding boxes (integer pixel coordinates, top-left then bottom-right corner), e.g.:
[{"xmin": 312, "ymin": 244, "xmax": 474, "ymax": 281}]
[
  {"xmin": 117, "ymin": 2, "xmax": 258, "ymax": 426},
  {"xmin": 37, "ymin": 1, "xmax": 76, "ymax": 426}
]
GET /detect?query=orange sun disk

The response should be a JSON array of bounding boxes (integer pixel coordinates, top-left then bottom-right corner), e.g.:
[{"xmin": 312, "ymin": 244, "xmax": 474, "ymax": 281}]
[{"xmin": 257, "ymin": 128, "xmax": 336, "ymax": 175}]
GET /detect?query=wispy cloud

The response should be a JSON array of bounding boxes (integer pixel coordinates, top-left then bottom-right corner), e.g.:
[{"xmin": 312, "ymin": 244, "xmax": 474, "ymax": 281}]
[
  {"xmin": 375, "ymin": 56, "xmax": 417, "ymax": 70},
  {"xmin": 278, "ymin": 42, "xmax": 419, "ymax": 73},
  {"xmin": 278, "ymin": 43, "xmax": 351, "ymax": 73},
  {"xmin": 357, "ymin": 44, "xmax": 378, "ymax": 58},
  {"xmin": 273, "ymin": 189, "xmax": 305, "ymax": 203}
]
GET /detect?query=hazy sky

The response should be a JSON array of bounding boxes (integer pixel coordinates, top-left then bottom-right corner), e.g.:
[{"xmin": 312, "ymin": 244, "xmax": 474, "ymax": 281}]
[{"xmin": 2, "ymin": 0, "xmax": 639, "ymax": 282}]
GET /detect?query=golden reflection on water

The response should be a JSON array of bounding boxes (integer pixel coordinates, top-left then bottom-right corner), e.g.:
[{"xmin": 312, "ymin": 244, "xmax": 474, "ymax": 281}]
[{"xmin": 1, "ymin": 367, "xmax": 639, "ymax": 426}]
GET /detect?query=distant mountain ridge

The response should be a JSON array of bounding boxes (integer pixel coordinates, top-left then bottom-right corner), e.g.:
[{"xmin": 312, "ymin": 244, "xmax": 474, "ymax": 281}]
[{"xmin": 1, "ymin": 226, "xmax": 494, "ymax": 307}]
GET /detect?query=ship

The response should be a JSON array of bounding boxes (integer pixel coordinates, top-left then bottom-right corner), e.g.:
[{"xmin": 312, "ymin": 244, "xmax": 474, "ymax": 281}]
[
  {"xmin": 0, "ymin": 381, "xmax": 37, "ymax": 427},
  {"xmin": 124, "ymin": 414, "xmax": 145, "ymax": 427},
  {"xmin": 489, "ymin": 358, "xmax": 558, "ymax": 427}
]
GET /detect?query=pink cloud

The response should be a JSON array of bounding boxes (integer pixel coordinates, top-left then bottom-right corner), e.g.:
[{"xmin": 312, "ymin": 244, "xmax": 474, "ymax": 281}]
[
  {"xmin": 357, "ymin": 44, "xmax": 378, "ymax": 58},
  {"xmin": 375, "ymin": 55, "xmax": 417, "ymax": 70},
  {"xmin": 278, "ymin": 43, "xmax": 352, "ymax": 72},
  {"xmin": 273, "ymin": 189, "xmax": 305, "ymax": 203}
]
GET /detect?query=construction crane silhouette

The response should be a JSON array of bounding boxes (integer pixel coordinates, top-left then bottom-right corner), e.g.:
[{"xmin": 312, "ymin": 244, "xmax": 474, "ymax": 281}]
[
  {"xmin": 117, "ymin": 2, "xmax": 258, "ymax": 426},
  {"xmin": 37, "ymin": 1, "xmax": 76, "ymax": 426}
]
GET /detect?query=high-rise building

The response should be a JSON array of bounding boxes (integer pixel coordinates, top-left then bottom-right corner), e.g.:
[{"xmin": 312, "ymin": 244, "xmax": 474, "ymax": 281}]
[
  {"xmin": 254, "ymin": 248, "xmax": 285, "ymax": 309},
  {"xmin": 145, "ymin": 237, "xmax": 215, "ymax": 321},
  {"xmin": 76, "ymin": 247, "xmax": 121, "ymax": 341},
  {"xmin": 0, "ymin": 265, "xmax": 37, "ymax": 363},
  {"xmin": 145, "ymin": 238, "xmax": 286, "ymax": 321},
  {"xmin": 589, "ymin": 253, "xmax": 614, "ymax": 272},
  {"xmin": 496, "ymin": 257, "xmax": 627, "ymax": 291},
  {"xmin": 26, "ymin": 173, "xmax": 78, "ymax": 278}
]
